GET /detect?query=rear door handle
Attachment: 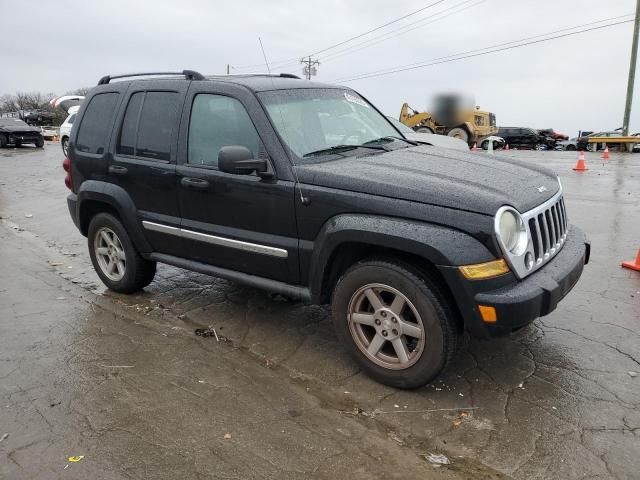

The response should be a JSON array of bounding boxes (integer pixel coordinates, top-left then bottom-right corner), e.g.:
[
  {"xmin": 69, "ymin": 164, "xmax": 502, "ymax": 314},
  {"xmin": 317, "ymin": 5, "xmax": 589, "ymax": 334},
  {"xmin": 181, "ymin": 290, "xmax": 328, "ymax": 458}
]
[
  {"xmin": 108, "ymin": 165, "xmax": 128, "ymax": 176},
  {"xmin": 181, "ymin": 177, "xmax": 209, "ymax": 190}
]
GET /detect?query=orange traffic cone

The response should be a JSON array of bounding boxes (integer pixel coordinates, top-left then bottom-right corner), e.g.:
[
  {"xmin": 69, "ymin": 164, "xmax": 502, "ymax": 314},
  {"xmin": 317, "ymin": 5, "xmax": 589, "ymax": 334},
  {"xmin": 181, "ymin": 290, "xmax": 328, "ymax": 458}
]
[
  {"xmin": 602, "ymin": 146, "xmax": 610, "ymax": 160},
  {"xmin": 573, "ymin": 150, "xmax": 588, "ymax": 171},
  {"xmin": 622, "ymin": 249, "xmax": 640, "ymax": 271},
  {"xmin": 472, "ymin": 143, "xmax": 478, "ymax": 151},
  {"xmin": 505, "ymin": 143, "xmax": 510, "ymax": 151}
]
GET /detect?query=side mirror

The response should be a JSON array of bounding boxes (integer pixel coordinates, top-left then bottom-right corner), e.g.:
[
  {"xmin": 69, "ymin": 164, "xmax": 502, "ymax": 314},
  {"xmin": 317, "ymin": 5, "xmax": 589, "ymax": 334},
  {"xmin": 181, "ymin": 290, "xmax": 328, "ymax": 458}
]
[{"xmin": 218, "ymin": 146, "xmax": 270, "ymax": 176}]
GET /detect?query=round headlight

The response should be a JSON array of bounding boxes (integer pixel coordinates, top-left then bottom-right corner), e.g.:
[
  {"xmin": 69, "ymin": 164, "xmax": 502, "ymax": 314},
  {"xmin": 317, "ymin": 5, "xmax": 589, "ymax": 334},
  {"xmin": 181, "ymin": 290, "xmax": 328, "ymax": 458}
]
[{"xmin": 497, "ymin": 208, "xmax": 528, "ymax": 256}]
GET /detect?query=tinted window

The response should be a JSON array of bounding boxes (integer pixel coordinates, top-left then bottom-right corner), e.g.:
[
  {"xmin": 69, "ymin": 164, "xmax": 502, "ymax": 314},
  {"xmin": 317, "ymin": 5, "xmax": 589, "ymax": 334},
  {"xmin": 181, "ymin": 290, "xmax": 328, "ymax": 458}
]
[
  {"xmin": 137, "ymin": 92, "xmax": 179, "ymax": 160},
  {"xmin": 188, "ymin": 94, "xmax": 261, "ymax": 168},
  {"xmin": 118, "ymin": 92, "xmax": 144, "ymax": 156},
  {"xmin": 76, "ymin": 93, "xmax": 119, "ymax": 154},
  {"xmin": 67, "ymin": 114, "xmax": 76, "ymax": 125},
  {"xmin": 117, "ymin": 91, "xmax": 179, "ymax": 161}
]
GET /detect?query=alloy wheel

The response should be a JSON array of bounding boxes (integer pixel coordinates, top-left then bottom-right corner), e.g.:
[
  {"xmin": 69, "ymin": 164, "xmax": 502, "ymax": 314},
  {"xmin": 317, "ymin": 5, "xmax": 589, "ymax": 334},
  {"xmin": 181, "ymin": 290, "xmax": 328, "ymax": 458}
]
[
  {"xmin": 94, "ymin": 227, "xmax": 126, "ymax": 281},
  {"xmin": 347, "ymin": 283, "xmax": 425, "ymax": 370}
]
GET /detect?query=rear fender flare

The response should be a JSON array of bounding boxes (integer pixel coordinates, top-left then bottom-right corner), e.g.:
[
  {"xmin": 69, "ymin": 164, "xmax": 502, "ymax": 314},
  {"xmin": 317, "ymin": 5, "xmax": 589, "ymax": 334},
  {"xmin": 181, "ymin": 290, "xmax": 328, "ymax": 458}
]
[{"xmin": 76, "ymin": 180, "xmax": 151, "ymax": 253}]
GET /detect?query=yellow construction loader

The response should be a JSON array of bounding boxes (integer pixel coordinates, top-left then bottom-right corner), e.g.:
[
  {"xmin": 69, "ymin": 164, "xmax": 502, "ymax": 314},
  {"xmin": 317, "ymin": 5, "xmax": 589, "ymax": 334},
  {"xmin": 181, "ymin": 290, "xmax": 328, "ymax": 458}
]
[{"xmin": 399, "ymin": 100, "xmax": 497, "ymax": 146}]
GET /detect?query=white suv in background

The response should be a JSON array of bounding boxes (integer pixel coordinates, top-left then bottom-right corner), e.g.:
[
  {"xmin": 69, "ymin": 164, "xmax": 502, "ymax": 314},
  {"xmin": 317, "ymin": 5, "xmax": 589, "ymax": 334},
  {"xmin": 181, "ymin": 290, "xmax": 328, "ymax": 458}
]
[
  {"xmin": 60, "ymin": 105, "xmax": 79, "ymax": 156},
  {"xmin": 50, "ymin": 95, "xmax": 85, "ymax": 156}
]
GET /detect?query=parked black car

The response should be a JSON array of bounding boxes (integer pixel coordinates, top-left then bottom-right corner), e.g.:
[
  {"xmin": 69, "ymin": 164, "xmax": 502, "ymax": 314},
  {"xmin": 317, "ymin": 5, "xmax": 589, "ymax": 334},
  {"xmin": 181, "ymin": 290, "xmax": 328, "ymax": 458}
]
[
  {"xmin": 64, "ymin": 71, "xmax": 589, "ymax": 388},
  {"xmin": 497, "ymin": 127, "xmax": 555, "ymax": 150},
  {"xmin": 0, "ymin": 117, "xmax": 45, "ymax": 148},
  {"xmin": 23, "ymin": 110, "xmax": 56, "ymax": 126}
]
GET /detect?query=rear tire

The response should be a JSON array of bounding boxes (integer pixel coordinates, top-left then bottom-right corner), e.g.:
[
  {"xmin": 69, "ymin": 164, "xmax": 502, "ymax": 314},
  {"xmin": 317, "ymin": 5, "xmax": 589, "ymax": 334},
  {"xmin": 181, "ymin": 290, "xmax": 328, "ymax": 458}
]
[
  {"xmin": 565, "ymin": 144, "xmax": 576, "ymax": 151},
  {"xmin": 61, "ymin": 137, "xmax": 69, "ymax": 156},
  {"xmin": 331, "ymin": 258, "xmax": 457, "ymax": 389},
  {"xmin": 0, "ymin": 135, "xmax": 6, "ymax": 148},
  {"xmin": 88, "ymin": 213, "xmax": 156, "ymax": 293},
  {"xmin": 481, "ymin": 140, "xmax": 489, "ymax": 150},
  {"xmin": 35, "ymin": 137, "xmax": 44, "ymax": 148}
]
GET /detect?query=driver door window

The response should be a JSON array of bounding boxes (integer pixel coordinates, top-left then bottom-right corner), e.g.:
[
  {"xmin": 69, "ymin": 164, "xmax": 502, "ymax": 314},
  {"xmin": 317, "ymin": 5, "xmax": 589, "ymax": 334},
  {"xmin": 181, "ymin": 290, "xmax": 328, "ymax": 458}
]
[{"xmin": 188, "ymin": 94, "xmax": 260, "ymax": 168}]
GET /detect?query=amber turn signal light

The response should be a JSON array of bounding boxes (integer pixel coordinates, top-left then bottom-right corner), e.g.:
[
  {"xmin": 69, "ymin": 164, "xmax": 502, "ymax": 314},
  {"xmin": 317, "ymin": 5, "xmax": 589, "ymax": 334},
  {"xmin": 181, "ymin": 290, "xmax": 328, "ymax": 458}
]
[
  {"xmin": 478, "ymin": 305, "xmax": 497, "ymax": 324},
  {"xmin": 459, "ymin": 259, "xmax": 509, "ymax": 280}
]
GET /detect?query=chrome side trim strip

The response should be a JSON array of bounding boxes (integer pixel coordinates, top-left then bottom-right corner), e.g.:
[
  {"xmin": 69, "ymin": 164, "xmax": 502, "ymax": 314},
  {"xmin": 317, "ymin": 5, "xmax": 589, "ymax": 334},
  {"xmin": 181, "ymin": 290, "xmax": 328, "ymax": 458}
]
[{"xmin": 142, "ymin": 221, "xmax": 288, "ymax": 259}]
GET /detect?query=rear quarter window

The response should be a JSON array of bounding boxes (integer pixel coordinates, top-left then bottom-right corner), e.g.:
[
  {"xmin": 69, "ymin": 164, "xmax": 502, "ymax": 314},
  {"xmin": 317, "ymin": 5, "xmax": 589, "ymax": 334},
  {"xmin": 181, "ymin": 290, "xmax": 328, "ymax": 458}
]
[{"xmin": 75, "ymin": 93, "xmax": 119, "ymax": 154}]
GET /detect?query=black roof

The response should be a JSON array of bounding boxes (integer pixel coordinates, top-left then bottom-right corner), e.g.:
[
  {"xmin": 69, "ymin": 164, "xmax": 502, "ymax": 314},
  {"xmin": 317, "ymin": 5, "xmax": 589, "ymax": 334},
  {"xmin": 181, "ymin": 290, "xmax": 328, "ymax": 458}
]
[{"xmin": 203, "ymin": 74, "xmax": 337, "ymax": 92}]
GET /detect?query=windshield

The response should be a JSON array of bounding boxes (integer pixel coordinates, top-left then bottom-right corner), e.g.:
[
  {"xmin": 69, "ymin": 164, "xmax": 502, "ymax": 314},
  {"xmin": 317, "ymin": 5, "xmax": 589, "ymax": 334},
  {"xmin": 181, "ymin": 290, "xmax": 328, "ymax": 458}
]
[
  {"xmin": 258, "ymin": 88, "xmax": 401, "ymax": 159},
  {"xmin": 386, "ymin": 116, "xmax": 414, "ymax": 134},
  {"xmin": 0, "ymin": 118, "xmax": 28, "ymax": 127}
]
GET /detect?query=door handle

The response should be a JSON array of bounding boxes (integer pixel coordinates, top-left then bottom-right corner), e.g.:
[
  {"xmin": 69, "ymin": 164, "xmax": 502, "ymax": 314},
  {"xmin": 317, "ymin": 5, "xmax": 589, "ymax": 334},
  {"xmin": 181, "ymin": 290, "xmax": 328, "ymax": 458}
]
[
  {"xmin": 181, "ymin": 177, "xmax": 209, "ymax": 190},
  {"xmin": 108, "ymin": 165, "xmax": 128, "ymax": 176}
]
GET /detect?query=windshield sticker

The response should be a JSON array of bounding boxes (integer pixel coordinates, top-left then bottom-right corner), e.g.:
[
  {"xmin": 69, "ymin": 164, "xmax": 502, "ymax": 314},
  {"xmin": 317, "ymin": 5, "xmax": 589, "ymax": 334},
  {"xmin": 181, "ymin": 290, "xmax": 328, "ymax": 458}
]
[{"xmin": 344, "ymin": 92, "xmax": 369, "ymax": 108}]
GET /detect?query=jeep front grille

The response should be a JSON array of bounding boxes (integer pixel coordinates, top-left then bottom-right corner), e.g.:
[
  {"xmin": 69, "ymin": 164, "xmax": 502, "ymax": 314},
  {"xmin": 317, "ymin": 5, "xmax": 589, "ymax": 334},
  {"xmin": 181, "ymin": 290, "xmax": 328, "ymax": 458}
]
[
  {"xmin": 527, "ymin": 196, "xmax": 568, "ymax": 264},
  {"xmin": 497, "ymin": 187, "xmax": 568, "ymax": 279}
]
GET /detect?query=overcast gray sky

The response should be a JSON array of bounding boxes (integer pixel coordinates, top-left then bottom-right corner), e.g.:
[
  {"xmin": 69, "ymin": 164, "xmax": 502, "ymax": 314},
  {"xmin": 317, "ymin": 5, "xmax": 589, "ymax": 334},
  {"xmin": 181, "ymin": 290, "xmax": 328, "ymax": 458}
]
[{"xmin": 3, "ymin": 0, "xmax": 636, "ymax": 136}]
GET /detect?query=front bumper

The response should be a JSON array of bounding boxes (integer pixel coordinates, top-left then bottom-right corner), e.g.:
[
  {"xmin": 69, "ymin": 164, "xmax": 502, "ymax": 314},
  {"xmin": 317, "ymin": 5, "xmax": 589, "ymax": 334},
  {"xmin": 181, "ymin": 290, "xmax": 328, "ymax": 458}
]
[{"xmin": 439, "ymin": 225, "xmax": 589, "ymax": 338}]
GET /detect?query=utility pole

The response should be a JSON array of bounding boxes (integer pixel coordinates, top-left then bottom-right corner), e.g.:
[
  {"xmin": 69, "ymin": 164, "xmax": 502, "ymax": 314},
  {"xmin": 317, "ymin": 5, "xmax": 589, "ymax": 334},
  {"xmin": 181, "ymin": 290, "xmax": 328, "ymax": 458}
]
[
  {"xmin": 300, "ymin": 56, "xmax": 320, "ymax": 80},
  {"xmin": 622, "ymin": 0, "xmax": 640, "ymax": 136}
]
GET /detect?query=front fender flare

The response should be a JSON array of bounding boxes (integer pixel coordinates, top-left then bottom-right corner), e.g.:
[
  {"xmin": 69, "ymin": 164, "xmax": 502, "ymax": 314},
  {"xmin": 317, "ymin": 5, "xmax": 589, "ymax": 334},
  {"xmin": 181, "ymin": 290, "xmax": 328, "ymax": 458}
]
[{"xmin": 308, "ymin": 214, "xmax": 495, "ymax": 301}]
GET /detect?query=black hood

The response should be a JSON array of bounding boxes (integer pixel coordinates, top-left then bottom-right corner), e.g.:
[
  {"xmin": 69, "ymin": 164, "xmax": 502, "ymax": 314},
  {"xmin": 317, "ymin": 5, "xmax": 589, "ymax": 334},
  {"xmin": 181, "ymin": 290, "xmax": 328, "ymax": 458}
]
[{"xmin": 295, "ymin": 145, "xmax": 559, "ymax": 216}]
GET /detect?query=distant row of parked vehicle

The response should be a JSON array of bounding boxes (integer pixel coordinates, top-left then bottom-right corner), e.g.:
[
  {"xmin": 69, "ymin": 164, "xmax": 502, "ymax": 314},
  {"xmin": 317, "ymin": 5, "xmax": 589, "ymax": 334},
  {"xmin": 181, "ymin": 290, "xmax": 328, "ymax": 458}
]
[
  {"xmin": 475, "ymin": 127, "xmax": 568, "ymax": 151},
  {"xmin": 555, "ymin": 131, "xmax": 640, "ymax": 152}
]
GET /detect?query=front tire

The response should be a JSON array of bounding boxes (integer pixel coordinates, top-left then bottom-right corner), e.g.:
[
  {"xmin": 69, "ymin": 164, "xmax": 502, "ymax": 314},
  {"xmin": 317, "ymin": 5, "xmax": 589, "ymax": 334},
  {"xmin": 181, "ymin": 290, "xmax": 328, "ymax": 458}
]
[
  {"xmin": 0, "ymin": 135, "xmax": 6, "ymax": 148},
  {"xmin": 447, "ymin": 127, "xmax": 469, "ymax": 143},
  {"xmin": 416, "ymin": 127, "xmax": 434, "ymax": 134},
  {"xmin": 331, "ymin": 258, "xmax": 457, "ymax": 388},
  {"xmin": 566, "ymin": 144, "xmax": 576, "ymax": 151},
  {"xmin": 88, "ymin": 213, "xmax": 156, "ymax": 293},
  {"xmin": 35, "ymin": 137, "xmax": 44, "ymax": 148}
]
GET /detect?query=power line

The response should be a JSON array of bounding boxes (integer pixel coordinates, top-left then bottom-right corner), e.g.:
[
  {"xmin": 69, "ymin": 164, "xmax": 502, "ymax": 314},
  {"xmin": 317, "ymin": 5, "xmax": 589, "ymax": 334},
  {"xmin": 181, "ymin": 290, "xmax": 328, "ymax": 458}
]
[
  {"xmin": 318, "ymin": 0, "xmax": 485, "ymax": 64},
  {"xmin": 234, "ymin": 0, "xmax": 450, "ymax": 70},
  {"xmin": 309, "ymin": 0, "xmax": 448, "ymax": 57},
  {"xmin": 333, "ymin": 17, "xmax": 633, "ymax": 83},
  {"xmin": 265, "ymin": 0, "xmax": 476, "ymax": 71}
]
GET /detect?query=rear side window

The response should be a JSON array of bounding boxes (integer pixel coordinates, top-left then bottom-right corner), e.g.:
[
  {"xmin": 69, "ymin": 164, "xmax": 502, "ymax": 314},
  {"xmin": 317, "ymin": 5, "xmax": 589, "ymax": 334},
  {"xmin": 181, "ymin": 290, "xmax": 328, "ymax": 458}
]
[
  {"xmin": 188, "ymin": 94, "xmax": 261, "ymax": 168},
  {"xmin": 117, "ymin": 91, "xmax": 180, "ymax": 161},
  {"xmin": 67, "ymin": 114, "xmax": 76, "ymax": 125},
  {"xmin": 76, "ymin": 93, "xmax": 119, "ymax": 154}
]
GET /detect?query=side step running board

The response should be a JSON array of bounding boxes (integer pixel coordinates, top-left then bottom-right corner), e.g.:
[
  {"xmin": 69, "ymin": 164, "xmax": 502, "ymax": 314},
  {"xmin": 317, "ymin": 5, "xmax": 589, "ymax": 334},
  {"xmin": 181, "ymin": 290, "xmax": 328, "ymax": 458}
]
[{"xmin": 149, "ymin": 253, "xmax": 311, "ymax": 302}]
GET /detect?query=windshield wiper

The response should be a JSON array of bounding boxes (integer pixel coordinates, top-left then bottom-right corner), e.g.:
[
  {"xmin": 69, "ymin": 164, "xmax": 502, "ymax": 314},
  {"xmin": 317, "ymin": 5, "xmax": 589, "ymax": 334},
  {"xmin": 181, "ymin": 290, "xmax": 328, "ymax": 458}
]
[
  {"xmin": 362, "ymin": 136, "xmax": 418, "ymax": 147},
  {"xmin": 303, "ymin": 144, "xmax": 387, "ymax": 158}
]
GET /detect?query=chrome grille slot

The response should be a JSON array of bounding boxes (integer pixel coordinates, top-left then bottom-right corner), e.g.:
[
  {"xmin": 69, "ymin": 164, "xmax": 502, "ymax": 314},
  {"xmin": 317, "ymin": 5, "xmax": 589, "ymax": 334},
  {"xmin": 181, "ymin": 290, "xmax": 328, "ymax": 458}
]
[{"xmin": 529, "ymin": 218, "xmax": 540, "ymax": 260}]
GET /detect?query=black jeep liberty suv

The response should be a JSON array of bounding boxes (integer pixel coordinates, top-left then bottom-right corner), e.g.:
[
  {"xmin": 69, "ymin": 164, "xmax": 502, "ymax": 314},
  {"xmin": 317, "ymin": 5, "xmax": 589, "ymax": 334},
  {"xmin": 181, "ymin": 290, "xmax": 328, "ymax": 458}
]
[{"xmin": 64, "ymin": 70, "xmax": 589, "ymax": 388}]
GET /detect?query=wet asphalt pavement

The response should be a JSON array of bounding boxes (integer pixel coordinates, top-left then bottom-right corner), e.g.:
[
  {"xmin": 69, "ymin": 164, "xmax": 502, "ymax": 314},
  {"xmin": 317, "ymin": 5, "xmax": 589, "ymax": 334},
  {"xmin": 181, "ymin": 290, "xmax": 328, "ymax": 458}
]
[{"xmin": 1, "ymin": 144, "xmax": 639, "ymax": 479}]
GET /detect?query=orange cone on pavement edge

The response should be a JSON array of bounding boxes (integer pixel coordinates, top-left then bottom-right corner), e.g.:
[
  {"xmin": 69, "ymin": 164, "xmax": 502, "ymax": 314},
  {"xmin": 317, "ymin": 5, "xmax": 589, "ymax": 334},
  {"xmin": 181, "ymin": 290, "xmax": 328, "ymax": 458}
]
[
  {"xmin": 573, "ymin": 150, "xmax": 588, "ymax": 171},
  {"xmin": 472, "ymin": 143, "xmax": 478, "ymax": 151},
  {"xmin": 602, "ymin": 146, "xmax": 610, "ymax": 160},
  {"xmin": 622, "ymin": 249, "xmax": 640, "ymax": 271},
  {"xmin": 505, "ymin": 143, "xmax": 510, "ymax": 150}
]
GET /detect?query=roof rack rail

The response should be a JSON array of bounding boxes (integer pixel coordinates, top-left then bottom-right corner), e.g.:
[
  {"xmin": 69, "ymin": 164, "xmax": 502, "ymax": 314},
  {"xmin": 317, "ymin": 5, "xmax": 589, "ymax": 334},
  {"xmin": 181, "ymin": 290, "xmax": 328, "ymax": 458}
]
[
  {"xmin": 97, "ymin": 70, "xmax": 205, "ymax": 85},
  {"xmin": 206, "ymin": 73, "xmax": 301, "ymax": 80}
]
